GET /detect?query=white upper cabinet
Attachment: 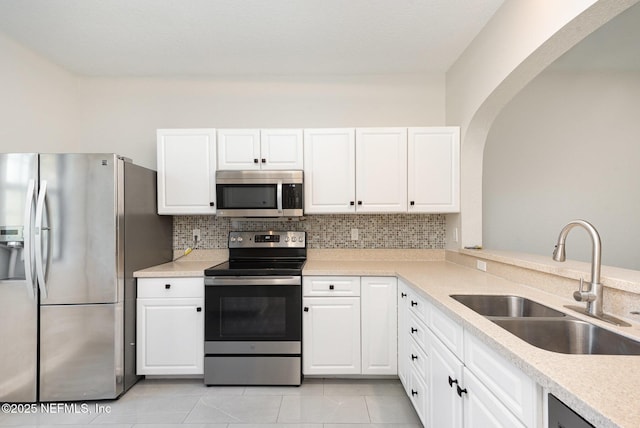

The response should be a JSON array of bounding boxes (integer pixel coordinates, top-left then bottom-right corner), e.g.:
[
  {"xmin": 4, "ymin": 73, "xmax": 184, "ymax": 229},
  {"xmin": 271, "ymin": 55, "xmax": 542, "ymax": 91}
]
[
  {"xmin": 261, "ymin": 129, "xmax": 304, "ymax": 170},
  {"xmin": 218, "ymin": 129, "xmax": 303, "ymax": 170},
  {"xmin": 303, "ymin": 128, "xmax": 356, "ymax": 213},
  {"xmin": 356, "ymin": 128, "xmax": 408, "ymax": 213},
  {"xmin": 408, "ymin": 127, "xmax": 460, "ymax": 213},
  {"xmin": 217, "ymin": 129, "xmax": 261, "ymax": 170},
  {"xmin": 156, "ymin": 128, "xmax": 217, "ymax": 215}
]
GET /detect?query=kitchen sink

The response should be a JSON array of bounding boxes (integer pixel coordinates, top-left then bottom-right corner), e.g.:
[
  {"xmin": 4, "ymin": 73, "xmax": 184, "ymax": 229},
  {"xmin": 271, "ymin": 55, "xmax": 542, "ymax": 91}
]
[
  {"xmin": 450, "ymin": 294, "xmax": 640, "ymax": 355},
  {"xmin": 450, "ymin": 294, "xmax": 566, "ymax": 318},
  {"xmin": 492, "ymin": 318, "xmax": 640, "ymax": 355}
]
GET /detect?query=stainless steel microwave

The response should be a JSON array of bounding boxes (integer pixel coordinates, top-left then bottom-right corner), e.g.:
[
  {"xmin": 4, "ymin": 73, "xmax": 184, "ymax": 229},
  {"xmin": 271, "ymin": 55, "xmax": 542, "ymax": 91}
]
[{"xmin": 215, "ymin": 170, "xmax": 304, "ymax": 217}]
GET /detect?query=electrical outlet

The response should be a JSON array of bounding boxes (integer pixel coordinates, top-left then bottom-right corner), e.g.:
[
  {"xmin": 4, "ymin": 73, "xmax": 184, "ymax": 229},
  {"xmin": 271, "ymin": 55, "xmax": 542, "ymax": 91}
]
[
  {"xmin": 193, "ymin": 229, "xmax": 201, "ymax": 242},
  {"xmin": 351, "ymin": 228, "xmax": 359, "ymax": 241},
  {"xmin": 476, "ymin": 260, "xmax": 487, "ymax": 272}
]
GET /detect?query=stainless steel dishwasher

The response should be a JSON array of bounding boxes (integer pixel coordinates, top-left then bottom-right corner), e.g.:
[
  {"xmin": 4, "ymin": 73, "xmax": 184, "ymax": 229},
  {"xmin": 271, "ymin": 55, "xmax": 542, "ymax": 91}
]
[{"xmin": 548, "ymin": 394, "xmax": 594, "ymax": 428}]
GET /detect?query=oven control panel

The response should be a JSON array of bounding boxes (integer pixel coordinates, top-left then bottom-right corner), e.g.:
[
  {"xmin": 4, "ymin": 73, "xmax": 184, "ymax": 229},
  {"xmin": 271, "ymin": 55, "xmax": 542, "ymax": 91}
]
[{"xmin": 228, "ymin": 231, "xmax": 306, "ymax": 248}]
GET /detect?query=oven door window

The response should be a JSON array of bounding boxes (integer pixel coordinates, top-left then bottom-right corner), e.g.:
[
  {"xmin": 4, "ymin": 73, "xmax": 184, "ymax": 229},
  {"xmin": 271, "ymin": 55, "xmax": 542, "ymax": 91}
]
[
  {"xmin": 217, "ymin": 184, "xmax": 277, "ymax": 209},
  {"xmin": 205, "ymin": 285, "xmax": 301, "ymax": 342}
]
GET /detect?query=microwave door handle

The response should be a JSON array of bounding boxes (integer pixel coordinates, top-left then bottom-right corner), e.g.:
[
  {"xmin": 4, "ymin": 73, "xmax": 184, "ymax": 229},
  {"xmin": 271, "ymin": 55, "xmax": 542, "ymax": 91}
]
[{"xmin": 277, "ymin": 180, "xmax": 283, "ymax": 213}]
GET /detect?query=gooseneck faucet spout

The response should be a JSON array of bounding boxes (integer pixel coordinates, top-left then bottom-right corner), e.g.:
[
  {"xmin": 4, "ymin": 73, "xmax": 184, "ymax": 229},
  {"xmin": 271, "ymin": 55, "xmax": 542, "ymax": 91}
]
[{"xmin": 552, "ymin": 220, "xmax": 603, "ymax": 317}]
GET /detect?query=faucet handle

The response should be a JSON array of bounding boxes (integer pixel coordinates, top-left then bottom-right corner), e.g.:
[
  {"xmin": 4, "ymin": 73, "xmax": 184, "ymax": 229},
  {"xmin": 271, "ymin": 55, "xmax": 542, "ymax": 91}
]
[{"xmin": 573, "ymin": 277, "xmax": 596, "ymax": 302}]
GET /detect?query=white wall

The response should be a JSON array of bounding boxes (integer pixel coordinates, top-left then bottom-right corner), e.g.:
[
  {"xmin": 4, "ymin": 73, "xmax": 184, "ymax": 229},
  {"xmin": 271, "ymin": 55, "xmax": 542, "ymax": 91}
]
[
  {"xmin": 76, "ymin": 74, "xmax": 445, "ymax": 169},
  {"xmin": 444, "ymin": 0, "xmax": 636, "ymax": 249},
  {"xmin": 483, "ymin": 71, "xmax": 640, "ymax": 270},
  {"xmin": 0, "ymin": 33, "xmax": 78, "ymax": 152}
]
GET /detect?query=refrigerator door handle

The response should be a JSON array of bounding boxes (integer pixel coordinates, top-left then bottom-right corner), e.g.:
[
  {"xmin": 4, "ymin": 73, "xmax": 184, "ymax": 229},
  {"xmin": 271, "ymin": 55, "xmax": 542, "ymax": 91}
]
[
  {"xmin": 22, "ymin": 179, "xmax": 36, "ymax": 299},
  {"xmin": 35, "ymin": 179, "xmax": 50, "ymax": 299}
]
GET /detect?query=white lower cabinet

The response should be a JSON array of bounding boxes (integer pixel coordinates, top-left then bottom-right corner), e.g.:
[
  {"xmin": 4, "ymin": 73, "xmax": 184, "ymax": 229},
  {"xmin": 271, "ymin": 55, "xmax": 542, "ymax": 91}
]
[
  {"xmin": 302, "ymin": 276, "xmax": 397, "ymax": 376},
  {"xmin": 136, "ymin": 277, "xmax": 204, "ymax": 375},
  {"xmin": 398, "ymin": 279, "xmax": 539, "ymax": 428}
]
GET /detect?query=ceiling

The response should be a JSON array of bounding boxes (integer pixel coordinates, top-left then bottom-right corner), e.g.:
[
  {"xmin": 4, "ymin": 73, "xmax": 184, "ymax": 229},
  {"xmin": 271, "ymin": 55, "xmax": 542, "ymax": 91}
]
[{"xmin": 0, "ymin": 0, "xmax": 505, "ymax": 77}]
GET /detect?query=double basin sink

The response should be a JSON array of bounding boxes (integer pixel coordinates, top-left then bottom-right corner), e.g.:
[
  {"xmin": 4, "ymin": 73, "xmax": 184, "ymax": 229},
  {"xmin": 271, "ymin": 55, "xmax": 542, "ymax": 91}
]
[{"xmin": 450, "ymin": 294, "xmax": 640, "ymax": 355}]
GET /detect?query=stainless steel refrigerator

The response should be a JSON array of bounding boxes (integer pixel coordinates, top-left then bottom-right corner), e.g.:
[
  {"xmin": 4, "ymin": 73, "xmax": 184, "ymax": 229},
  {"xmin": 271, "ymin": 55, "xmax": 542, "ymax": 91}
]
[{"xmin": 0, "ymin": 153, "xmax": 172, "ymax": 402}]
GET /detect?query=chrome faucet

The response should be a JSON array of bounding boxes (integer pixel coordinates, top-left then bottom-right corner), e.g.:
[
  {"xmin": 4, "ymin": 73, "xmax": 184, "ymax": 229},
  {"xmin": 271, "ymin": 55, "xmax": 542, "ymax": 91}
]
[{"xmin": 552, "ymin": 220, "xmax": 603, "ymax": 317}]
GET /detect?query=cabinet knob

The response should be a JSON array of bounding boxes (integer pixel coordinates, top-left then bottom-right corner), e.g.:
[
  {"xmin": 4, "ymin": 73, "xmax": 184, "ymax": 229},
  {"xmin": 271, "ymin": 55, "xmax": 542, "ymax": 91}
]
[
  {"xmin": 411, "ymin": 389, "xmax": 418, "ymax": 396},
  {"xmin": 210, "ymin": 202, "xmax": 215, "ymax": 207},
  {"xmin": 411, "ymin": 354, "xmax": 418, "ymax": 361},
  {"xmin": 456, "ymin": 385, "xmax": 468, "ymax": 397},
  {"xmin": 329, "ymin": 285, "xmax": 334, "ymax": 290},
  {"xmin": 165, "ymin": 284, "xmax": 171, "ymax": 289},
  {"xmin": 401, "ymin": 292, "xmax": 407, "ymax": 298},
  {"xmin": 261, "ymin": 158, "xmax": 266, "ymax": 163},
  {"xmin": 350, "ymin": 201, "xmax": 355, "ymax": 206},
  {"xmin": 410, "ymin": 201, "xmax": 415, "ymax": 206},
  {"xmin": 448, "ymin": 376, "xmax": 458, "ymax": 388},
  {"xmin": 196, "ymin": 307, "xmax": 202, "ymax": 312},
  {"xmin": 357, "ymin": 201, "xmax": 362, "ymax": 205},
  {"xmin": 411, "ymin": 300, "xmax": 418, "ymax": 307},
  {"xmin": 303, "ymin": 307, "xmax": 309, "ymax": 312},
  {"xmin": 254, "ymin": 158, "xmax": 259, "ymax": 163},
  {"xmin": 411, "ymin": 327, "xmax": 418, "ymax": 334}
]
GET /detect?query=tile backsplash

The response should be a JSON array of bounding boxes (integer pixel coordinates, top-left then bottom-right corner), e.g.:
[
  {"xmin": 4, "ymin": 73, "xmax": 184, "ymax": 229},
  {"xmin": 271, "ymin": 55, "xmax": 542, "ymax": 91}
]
[{"xmin": 174, "ymin": 214, "xmax": 446, "ymax": 250}]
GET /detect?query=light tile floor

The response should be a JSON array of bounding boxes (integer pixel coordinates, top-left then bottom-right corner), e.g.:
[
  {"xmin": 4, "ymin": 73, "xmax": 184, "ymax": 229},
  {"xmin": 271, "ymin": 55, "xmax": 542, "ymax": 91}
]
[{"xmin": 0, "ymin": 378, "xmax": 422, "ymax": 427}]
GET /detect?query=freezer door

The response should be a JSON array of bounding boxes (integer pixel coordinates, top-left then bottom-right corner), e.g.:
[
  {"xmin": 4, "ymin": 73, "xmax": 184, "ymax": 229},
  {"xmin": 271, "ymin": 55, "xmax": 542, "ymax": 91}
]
[
  {"xmin": 0, "ymin": 153, "xmax": 38, "ymax": 402},
  {"xmin": 0, "ymin": 282, "xmax": 38, "ymax": 402},
  {"xmin": 38, "ymin": 154, "xmax": 119, "ymax": 304},
  {"xmin": 39, "ymin": 303, "xmax": 123, "ymax": 401}
]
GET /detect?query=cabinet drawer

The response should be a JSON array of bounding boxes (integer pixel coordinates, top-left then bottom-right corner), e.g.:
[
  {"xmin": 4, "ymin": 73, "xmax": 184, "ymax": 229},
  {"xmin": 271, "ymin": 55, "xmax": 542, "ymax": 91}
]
[
  {"xmin": 407, "ymin": 290, "xmax": 429, "ymax": 323},
  {"xmin": 408, "ymin": 335, "xmax": 429, "ymax": 381},
  {"xmin": 430, "ymin": 304, "xmax": 464, "ymax": 359},
  {"xmin": 137, "ymin": 277, "xmax": 204, "ymax": 298},
  {"xmin": 407, "ymin": 311, "xmax": 428, "ymax": 352},
  {"xmin": 464, "ymin": 333, "xmax": 536, "ymax": 427},
  {"xmin": 303, "ymin": 276, "xmax": 360, "ymax": 297},
  {"xmin": 409, "ymin": 369, "xmax": 428, "ymax": 426}
]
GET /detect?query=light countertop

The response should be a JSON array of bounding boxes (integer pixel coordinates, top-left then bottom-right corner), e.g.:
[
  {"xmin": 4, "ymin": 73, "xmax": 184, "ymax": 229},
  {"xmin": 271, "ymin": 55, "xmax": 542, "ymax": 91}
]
[{"xmin": 134, "ymin": 249, "xmax": 640, "ymax": 427}]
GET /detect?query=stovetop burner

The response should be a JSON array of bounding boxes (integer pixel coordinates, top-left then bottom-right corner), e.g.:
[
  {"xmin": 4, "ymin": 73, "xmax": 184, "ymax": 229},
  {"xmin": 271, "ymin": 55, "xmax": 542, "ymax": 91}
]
[{"xmin": 204, "ymin": 259, "xmax": 306, "ymax": 276}]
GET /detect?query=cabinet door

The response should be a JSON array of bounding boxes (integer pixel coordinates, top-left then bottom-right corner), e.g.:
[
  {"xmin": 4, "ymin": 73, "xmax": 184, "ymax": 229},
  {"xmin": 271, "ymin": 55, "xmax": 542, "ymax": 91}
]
[
  {"xmin": 157, "ymin": 129, "xmax": 216, "ymax": 215},
  {"xmin": 302, "ymin": 296, "xmax": 361, "ymax": 375},
  {"xmin": 429, "ymin": 331, "xmax": 464, "ymax": 428},
  {"xmin": 303, "ymin": 128, "xmax": 356, "ymax": 213},
  {"xmin": 408, "ymin": 127, "xmax": 460, "ymax": 213},
  {"xmin": 463, "ymin": 368, "xmax": 526, "ymax": 428},
  {"xmin": 355, "ymin": 128, "xmax": 407, "ymax": 212},
  {"xmin": 217, "ymin": 129, "xmax": 261, "ymax": 170},
  {"xmin": 136, "ymin": 297, "xmax": 204, "ymax": 375},
  {"xmin": 261, "ymin": 129, "xmax": 303, "ymax": 170},
  {"xmin": 397, "ymin": 280, "xmax": 411, "ymax": 392},
  {"xmin": 361, "ymin": 277, "xmax": 397, "ymax": 375}
]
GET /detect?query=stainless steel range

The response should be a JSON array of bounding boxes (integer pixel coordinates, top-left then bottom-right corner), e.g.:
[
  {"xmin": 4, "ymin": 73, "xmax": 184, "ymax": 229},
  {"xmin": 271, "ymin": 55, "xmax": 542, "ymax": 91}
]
[{"xmin": 203, "ymin": 231, "xmax": 305, "ymax": 386}]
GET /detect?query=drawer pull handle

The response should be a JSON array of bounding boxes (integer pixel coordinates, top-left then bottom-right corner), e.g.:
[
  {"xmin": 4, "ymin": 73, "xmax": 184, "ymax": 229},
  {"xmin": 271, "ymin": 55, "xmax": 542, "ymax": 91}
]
[
  {"xmin": 411, "ymin": 327, "xmax": 418, "ymax": 334},
  {"xmin": 411, "ymin": 354, "xmax": 418, "ymax": 361},
  {"xmin": 329, "ymin": 285, "xmax": 334, "ymax": 290},
  {"xmin": 196, "ymin": 307, "xmax": 202, "ymax": 312},
  {"xmin": 401, "ymin": 292, "xmax": 407, "ymax": 298},
  {"xmin": 165, "ymin": 284, "xmax": 171, "ymax": 289},
  {"xmin": 411, "ymin": 389, "xmax": 418, "ymax": 396},
  {"xmin": 456, "ymin": 385, "xmax": 468, "ymax": 397},
  {"xmin": 303, "ymin": 307, "xmax": 309, "ymax": 312},
  {"xmin": 448, "ymin": 376, "xmax": 458, "ymax": 388},
  {"xmin": 411, "ymin": 301, "xmax": 418, "ymax": 307}
]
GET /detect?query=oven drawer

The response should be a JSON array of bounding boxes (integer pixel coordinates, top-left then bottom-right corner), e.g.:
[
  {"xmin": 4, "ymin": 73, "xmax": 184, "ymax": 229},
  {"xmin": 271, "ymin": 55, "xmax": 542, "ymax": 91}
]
[
  {"xmin": 303, "ymin": 276, "xmax": 360, "ymax": 297},
  {"xmin": 137, "ymin": 277, "xmax": 204, "ymax": 298},
  {"xmin": 205, "ymin": 356, "xmax": 301, "ymax": 385}
]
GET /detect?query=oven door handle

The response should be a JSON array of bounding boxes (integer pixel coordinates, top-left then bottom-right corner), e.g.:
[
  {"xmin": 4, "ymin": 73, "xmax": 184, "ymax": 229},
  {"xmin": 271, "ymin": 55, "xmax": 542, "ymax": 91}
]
[{"xmin": 205, "ymin": 276, "xmax": 301, "ymax": 286}]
